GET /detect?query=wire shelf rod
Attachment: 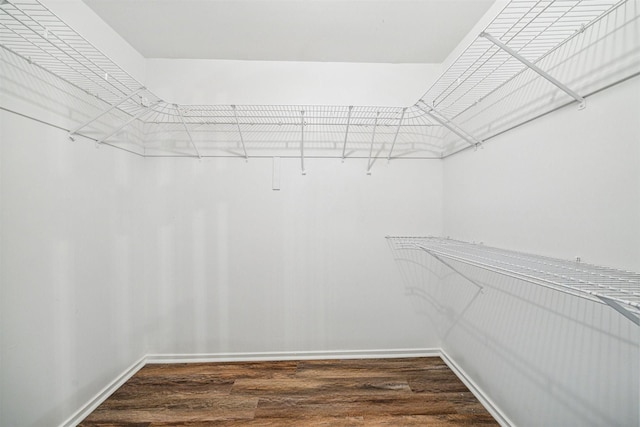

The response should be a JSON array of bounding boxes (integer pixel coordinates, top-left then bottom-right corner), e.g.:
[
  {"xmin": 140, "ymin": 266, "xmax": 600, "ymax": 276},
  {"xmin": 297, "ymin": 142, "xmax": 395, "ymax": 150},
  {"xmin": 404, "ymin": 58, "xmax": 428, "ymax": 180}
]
[
  {"xmin": 96, "ymin": 101, "xmax": 159, "ymax": 145},
  {"xmin": 387, "ymin": 107, "xmax": 407, "ymax": 161},
  {"xmin": 232, "ymin": 105, "xmax": 249, "ymax": 160},
  {"xmin": 480, "ymin": 31, "xmax": 586, "ymax": 107},
  {"xmin": 0, "ymin": 0, "xmax": 632, "ymax": 157},
  {"xmin": 7, "ymin": 0, "xmax": 140, "ymax": 90},
  {"xmin": 341, "ymin": 105, "xmax": 353, "ymax": 160},
  {"xmin": 418, "ymin": 103, "xmax": 482, "ymax": 148},
  {"xmin": 1, "ymin": 2, "xmax": 129, "ymax": 100},
  {"xmin": 68, "ymin": 87, "xmax": 145, "ymax": 137},
  {"xmin": 422, "ymin": 0, "xmax": 623, "ymax": 121},
  {"xmin": 366, "ymin": 111, "xmax": 379, "ymax": 174},
  {"xmin": 300, "ymin": 110, "xmax": 306, "ymax": 175},
  {"xmin": 176, "ymin": 104, "xmax": 202, "ymax": 159}
]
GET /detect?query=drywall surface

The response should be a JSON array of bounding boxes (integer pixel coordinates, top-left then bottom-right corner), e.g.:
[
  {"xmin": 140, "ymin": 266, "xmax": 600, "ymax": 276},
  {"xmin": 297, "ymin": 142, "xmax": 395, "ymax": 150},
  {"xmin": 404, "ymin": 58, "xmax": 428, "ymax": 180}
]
[
  {"xmin": 443, "ymin": 76, "xmax": 640, "ymax": 272},
  {"xmin": 142, "ymin": 157, "xmax": 442, "ymax": 355},
  {"xmin": 439, "ymin": 77, "xmax": 640, "ymax": 426},
  {"xmin": 0, "ymin": 111, "xmax": 148, "ymax": 427},
  {"xmin": 145, "ymin": 59, "xmax": 441, "ymax": 106}
]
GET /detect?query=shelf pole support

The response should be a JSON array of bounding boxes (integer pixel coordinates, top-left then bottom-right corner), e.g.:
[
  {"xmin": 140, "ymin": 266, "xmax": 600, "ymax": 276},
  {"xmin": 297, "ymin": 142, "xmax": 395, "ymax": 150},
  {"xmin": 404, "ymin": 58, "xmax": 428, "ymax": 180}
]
[
  {"xmin": 342, "ymin": 106, "xmax": 353, "ymax": 160},
  {"xmin": 597, "ymin": 296, "xmax": 640, "ymax": 326},
  {"xmin": 480, "ymin": 32, "xmax": 586, "ymax": 109},
  {"xmin": 96, "ymin": 101, "xmax": 159, "ymax": 145},
  {"xmin": 300, "ymin": 110, "xmax": 306, "ymax": 175},
  {"xmin": 366, "ymin": 111, "xmax": 379, "ymax": 175},
  {"xmin": 232, "ymin": 105, "xmax": 249, "ymax": 160},
  {"xmin": 418, "ymin": 102, "xmax": 482, "ymax": 149},
  {"xmin": 176, "ymin": 104, "xmax": 202, "ymax": 159},
  {"xmin": 387, "ymin": 107, "xmax": 406, "ymax": 161},
  {"xmin": 68, "ymin": 87, "xmax": 145, "ymax": 139},
  {"xmin": 415, "ymin": 245, "xmax": 484, "ymax": 291}
]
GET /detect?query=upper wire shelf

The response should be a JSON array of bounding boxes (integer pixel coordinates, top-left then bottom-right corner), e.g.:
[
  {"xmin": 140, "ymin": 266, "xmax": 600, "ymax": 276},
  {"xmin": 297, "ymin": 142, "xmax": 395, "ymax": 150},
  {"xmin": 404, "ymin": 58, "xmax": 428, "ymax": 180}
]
[
  {"xmin": 387, "ymin": 236, "xmax": 640, "ymax": 325},
  {"xmin": 0, "ymin": 0, "xmax": 635, "ymax": 163},
  {"xmin": 420, "ymin": 0, "xmax": 624, "ymax": 119}
]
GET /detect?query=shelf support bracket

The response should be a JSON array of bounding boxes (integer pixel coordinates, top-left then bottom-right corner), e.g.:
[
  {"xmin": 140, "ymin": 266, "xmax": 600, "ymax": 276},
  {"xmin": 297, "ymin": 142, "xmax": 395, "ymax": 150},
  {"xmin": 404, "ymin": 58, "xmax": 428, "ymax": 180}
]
[
  {"xmin": 480, "ymin": 32, "xmax": 586, "ymax": 109},
  {"xmin": 69, "ymin": 87, "xmax": 145, "ymax": 139},
  {"xmin": 300, "ymin": 110, "xmax": 306, "ymax": 175},
  {"xmin": 387, "ymin": 107, "xmax": 406, "ymax": 161},
  {"xmin": 415, "ymin": 245, "xmax": 484, "ymax": 292},
  {"xmin": 597, "ymin": 296, "xmax": 640, "ymax": 326},
  {"xmin": 366, "ymin": 111, "xmax": 379, "ymax": 175},
  {"xmin": 176, "ymin": 105, "xmax": 202, "ymax": 159},
  {"xmin": 96, "ymin": 101, "xmax": 159, "ymax": 145},
  {"xmin": 418, "ymin": 102, "xmax": 482, "ymax": 149},
  {"xmin": 232, "ymin": 105, "xmax": 249, "ymax": 160},
  {"xmin": 342, "ymin": 106, "xmax": 353, "ymax": 160}
]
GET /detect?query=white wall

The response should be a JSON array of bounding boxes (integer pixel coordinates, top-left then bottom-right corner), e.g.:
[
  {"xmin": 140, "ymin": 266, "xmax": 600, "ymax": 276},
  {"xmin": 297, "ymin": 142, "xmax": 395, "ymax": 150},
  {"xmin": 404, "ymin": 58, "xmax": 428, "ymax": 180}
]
[
  {"xmin": 443, "ymin": 77, "xmax": 640, "ymax": 272},
  {"xmin": 146, "ymin": 59, "xmax": 440, "ymax": 106},
  {"xmin": 0, "ymin": 111, "xmax": 148, "ymax": 427},
  {"xmin": 438, "ymin": 76, "xmax": 640, "ymax": 426},
  {"xmin": 142, "ymin": 156, "xmax": 442, "ymax": 355},
  {"xmin": 0, "ymin": 103, "xmax": 442, "ymax": 427}
]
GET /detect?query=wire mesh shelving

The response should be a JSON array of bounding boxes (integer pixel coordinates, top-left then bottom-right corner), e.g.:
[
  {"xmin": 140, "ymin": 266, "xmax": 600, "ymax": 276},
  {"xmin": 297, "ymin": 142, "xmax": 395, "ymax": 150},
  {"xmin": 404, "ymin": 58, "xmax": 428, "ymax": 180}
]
[
  {"xmin": 1, "ymin": 0, "xmax": 637, "ymax": 164},
  {"xmin": 387, "ymin": 236, "xmax": 640, "ymax": 325}
]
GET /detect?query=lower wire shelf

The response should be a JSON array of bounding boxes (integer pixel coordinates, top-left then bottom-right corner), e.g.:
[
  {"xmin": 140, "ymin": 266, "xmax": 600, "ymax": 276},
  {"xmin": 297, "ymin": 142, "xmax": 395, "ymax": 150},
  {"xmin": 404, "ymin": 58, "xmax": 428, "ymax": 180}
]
[{"xmin": 387, "ymin": 236, "xmax": 640, "ymax": 326}]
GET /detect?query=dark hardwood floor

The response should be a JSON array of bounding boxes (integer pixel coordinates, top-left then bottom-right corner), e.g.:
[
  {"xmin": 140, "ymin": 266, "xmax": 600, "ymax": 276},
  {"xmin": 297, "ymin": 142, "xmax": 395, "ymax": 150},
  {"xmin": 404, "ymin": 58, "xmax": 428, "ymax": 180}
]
[{"xmin": 79, "ymin": 357, "xmax": 498, "ymax": 426}]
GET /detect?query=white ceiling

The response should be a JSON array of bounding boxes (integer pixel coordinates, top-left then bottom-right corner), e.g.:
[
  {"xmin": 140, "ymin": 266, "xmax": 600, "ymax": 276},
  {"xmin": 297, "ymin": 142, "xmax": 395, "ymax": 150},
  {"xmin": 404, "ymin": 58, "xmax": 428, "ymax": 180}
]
[{"xmin": 82, "ymin": 0, "xmax": 496, "ymax": 63}]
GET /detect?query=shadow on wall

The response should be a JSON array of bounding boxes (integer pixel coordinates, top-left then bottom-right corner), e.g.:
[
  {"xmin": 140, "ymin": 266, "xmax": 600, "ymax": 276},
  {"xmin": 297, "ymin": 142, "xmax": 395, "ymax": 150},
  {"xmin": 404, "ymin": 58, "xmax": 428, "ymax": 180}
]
[
  {"xmin": 0, "ymin": 44, "xmax": 443, "ymax": 159},
  {"xmin": 387, "ymin": 243, "xmax": 639, "ymax": 427},
  {"xmin": 0, "ymin": 46, "xmax": 146, "ymax": 153},
  {"xmin": 386, "ymin": 240, "xmax": 484, "ymax": 340}
]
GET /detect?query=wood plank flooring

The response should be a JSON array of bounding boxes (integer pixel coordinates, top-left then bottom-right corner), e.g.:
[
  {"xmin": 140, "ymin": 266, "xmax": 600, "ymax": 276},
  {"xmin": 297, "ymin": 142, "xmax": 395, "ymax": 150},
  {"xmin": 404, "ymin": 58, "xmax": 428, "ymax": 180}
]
[{"xmin": 79, "ymin": 357, "xmax": 498, "ymax": 426}]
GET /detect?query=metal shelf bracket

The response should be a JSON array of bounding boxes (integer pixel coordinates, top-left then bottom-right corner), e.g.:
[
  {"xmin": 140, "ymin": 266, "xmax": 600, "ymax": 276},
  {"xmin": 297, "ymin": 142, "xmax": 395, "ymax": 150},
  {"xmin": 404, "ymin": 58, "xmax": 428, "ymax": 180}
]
[
  {"xmin": 480, "ymin": 32, "xmax": 586, "ymax": 110},
  {"xmin": 342, "ymin": 106, "xmax": 353, "ymax": 161},
  {"xmin": 176, "ymin": 105, "xmax": 202, "ymax": 159},
  {"xmin": 388, "ymin": 107, "xmax": 407, "ymax": 161},
  {"xmin": 414, "ymin": 244, "xmax": 485, "ymax": 292},
  {"xmin": 96, "ymin": 101, "xmax": 159, "ymax": 145},
  {"xmin": 418, "ymin": 102, "xmax": 482, "ymax": 149},
  {"xmin": 366, "ymin": 111, "xmax": 379, "ymax": 175},
  {"xmin": 300, "ymin": 110, "xmax": 306, "ymax": 175},
  {"xmin": 598, "ymin": 296, "xmax": 640, "ymax": 326},
  {"xmin": 68, "ymin": 87, "xmax": 145, "ymax": 139},
  {"xmin": 232, "ymin": 105, "xmax": 249, "ymax": 161}
]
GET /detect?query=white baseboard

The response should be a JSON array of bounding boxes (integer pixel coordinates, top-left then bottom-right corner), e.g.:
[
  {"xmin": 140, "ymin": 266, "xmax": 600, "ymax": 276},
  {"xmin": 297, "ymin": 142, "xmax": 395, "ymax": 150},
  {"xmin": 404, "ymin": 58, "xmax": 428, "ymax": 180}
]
[
  {"xmin": 439, "ymin": 349, "xmax": 514, "ymax": 427},
  {"xmin": 145, "ymin": 348, "xmax": 440, "ymax": 364},
  {"xmin": 61, "ymin": 348, "xmax": 510, "ymax": 427},
  {"xmin": 59, "ymin": 355, "xmax": 146, "ymax": 427}
]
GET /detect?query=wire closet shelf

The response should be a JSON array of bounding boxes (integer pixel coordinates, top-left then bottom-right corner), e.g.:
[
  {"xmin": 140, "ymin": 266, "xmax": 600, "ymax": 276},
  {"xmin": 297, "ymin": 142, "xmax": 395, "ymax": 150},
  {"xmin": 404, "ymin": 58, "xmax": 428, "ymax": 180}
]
[
  {"xmin": 387, "ymin": 236, "xmax": 640, "ymax": 326},
  {"xmin": 0, "ymin": 0, "xmax": 634, "ymax": 163}
]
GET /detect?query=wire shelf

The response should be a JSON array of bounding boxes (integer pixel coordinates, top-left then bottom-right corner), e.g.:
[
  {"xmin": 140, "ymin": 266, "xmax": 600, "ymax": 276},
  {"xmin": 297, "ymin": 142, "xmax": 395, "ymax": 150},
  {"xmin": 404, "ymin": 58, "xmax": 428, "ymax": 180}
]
[
  {"xmin": 421, "ymin": 0, "xmax": 624, "ymax": 118},
  {"xmin": 0, "ymin": 0, "xmax": 635, "ymax": 161},
  {"xmin": 387, "ymin": 236, "xmax": 640, "ymax": 325}
]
